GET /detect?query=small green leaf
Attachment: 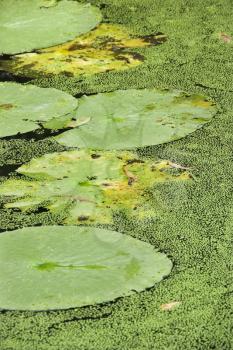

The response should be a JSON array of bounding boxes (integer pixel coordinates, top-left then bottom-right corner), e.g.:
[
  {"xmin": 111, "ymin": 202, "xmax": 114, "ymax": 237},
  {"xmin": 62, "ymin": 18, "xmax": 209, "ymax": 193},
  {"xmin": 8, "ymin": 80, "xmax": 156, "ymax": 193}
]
[
  {"xmin": 55, "ymin": 89, "xmax": 216, "ymax": 150},
  {"xmin": 0, "ymin": 82, "xmax": 78, "ymax": 137},
  {"xmin": 0, "ymin": 226, "xmax": 172, "ymax": 310},
  {"xmin": 0, "ymin": 0, "xmax": 102, "ymax": 54}
]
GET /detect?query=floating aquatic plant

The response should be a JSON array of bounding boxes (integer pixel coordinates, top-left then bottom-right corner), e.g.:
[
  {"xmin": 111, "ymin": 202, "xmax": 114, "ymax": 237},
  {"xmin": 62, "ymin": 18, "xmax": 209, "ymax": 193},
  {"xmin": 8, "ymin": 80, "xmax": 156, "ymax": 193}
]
[
  {"xmin": 0, "ymin": 24, "xmax": 166, "ymax": 78},
  {"xmin": 0, "ymin": 225, "xmax": 172, "ymax": 310},
  {"xmin": 0, "ymin": 82, "xmax": 78, "ymax": 137},
  {"xmin": 55, "ymin": 89, "xmax": 216, "ymax": 149},
  {"xmin": 0, "ymin": 0, "xmax": 101, "ymax": 54},
  {"xmin": 0, "ymin": 85, "xmax": 215, "ymax": 146},
  {"xmin": 0, "ymin": 150, "xmax": 190, "ymax": 224}
]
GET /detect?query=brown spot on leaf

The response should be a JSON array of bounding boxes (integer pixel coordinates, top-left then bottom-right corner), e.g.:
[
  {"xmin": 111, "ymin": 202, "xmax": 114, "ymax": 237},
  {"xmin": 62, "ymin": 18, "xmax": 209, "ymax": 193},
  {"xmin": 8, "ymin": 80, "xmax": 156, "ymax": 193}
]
[
  {"xmin": 20, "ymin": 63, "xmax": 35, "ymax": 69},
  {"xmin": 123, "ymin": 164, "xmax": 137, "ymax": 186},
  {"xmin": 91, "ymin": 154, "xmax": 101, "ymax": 159},
  {"xmin": 126, "ymin": 159, "xmax": 145, "ymax": 165},
  {"xmin": 101, "ymin": 182, "xmax": 111, "ymax": 187},
  {"xmin": 87, "ymin": 176, "xmax": 97, "ymax": 181},
  {"xmin": 131, "ymin": 52, "xmax": 145, "ymax": 61},
  {"xmin": 114, "ymin": 54, "xmax": 131, "ymax": 63},
  {"xmin": 0, "ymin": 103, "xmax": 14, "ymax": 110},
  {"xmin": 78, "ymin": 215, "xmax": 89, "ymax": 221},
  {"xmin": 68, "ymin": 43, "xmax": 87, "ymax": 51},
  {"xmin": 141, "ymin": 32, "xmax": 167, "ymax": 45}
]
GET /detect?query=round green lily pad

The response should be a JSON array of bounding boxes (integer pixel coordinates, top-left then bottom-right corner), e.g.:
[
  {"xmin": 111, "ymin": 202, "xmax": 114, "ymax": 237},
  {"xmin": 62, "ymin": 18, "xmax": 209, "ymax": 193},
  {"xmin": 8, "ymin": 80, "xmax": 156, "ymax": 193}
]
[
  {"xmin": 0, "ymin": 0, "xmax": 102, "ymax": 55},
  {"xmin": 0, "ymin": 226, "xmax": 172, "ymax": 310},
  {"xmin": 0, "ymin": 82, "xmax": 78, "ymax": 137},
  {"xmin": 55, "ymin": 89, "xmax": 216, "ymax": 150}
]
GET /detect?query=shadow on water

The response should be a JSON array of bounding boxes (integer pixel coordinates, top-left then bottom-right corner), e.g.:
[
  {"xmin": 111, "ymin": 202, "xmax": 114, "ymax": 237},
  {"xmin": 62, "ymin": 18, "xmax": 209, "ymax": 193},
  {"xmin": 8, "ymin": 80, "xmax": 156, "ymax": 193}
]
[
  {"xmin": 0, "ymin": 163, "xmax": 20, "ymax": 177},
  {"xmin": 0, "ymin": 54, "xmax": 33, "ymax": 83},
  {"xmin": 0, "ymin": 56, "xmax": 100, "ymax": 180},
  {"xmin": 0, "ymin": 70, "xmax": 32, "ymax": 84},
  {"xmin": 1, "ymin": 126, "xmax": 63, "ymax": 142},
  {"xmin": 0, "ymin": 128, "xmax": 65, "ymax": 179}
]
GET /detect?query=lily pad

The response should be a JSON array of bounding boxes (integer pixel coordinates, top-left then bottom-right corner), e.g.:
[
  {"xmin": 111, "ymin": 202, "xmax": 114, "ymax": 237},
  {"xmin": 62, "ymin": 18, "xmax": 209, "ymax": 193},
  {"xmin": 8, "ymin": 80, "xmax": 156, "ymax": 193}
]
[
  {"xmin": 0, "ymin": 24, "xmax": 166, "ymax": 78},
  {"xmin": 0, "ymin": 0, "xmax": 102, "ymax": 54},
  {"xmin": 55, "ymin": 89, "xmax": 216, "ymax": 150},
  {"xmin": 0, "ymin": 149, "xmax": 190, "ymax": 224},
  {"xmin": 0, "ymin": 225, "xmax": 172, "ymax": 310},
  {"xmin": 0, "ymin": 82, "xmax": 78, "ymax": 137}
]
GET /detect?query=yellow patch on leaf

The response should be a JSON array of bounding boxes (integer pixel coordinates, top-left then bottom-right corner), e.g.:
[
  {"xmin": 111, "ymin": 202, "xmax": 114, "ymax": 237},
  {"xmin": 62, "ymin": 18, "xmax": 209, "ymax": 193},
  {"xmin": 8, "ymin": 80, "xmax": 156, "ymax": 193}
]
[
  {"xmin": 0, "ymin": 150, "xmax": 190, "ymax": 226},
  {"xmin": 100, "ymin": 158, "xmax": 190, "ymax": 222},
  {"xmin": 1, "ymin": 24, "xmax": 166, "ymax": 78}
]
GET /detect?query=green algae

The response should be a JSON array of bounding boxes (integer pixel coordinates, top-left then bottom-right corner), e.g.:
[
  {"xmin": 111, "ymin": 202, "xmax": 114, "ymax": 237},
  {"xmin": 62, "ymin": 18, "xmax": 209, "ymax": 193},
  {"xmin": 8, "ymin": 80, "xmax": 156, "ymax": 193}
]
[{"xmin": 0, "ymin": 0, "xmax": 232, "ymax": 348}]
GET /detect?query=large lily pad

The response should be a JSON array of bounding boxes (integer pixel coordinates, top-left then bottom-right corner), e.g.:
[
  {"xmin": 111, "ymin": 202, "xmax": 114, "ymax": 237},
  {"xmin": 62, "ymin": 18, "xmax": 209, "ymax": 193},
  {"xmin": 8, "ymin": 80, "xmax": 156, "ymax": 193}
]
[
  {"xmin": 0, "ymin": 82, "xmax": 78, "ymax": 137},
  {"xmin": 55, "ymin": 89, "xmax": 216, "ymax": 150},
  {"xmin": 0, "ymin": 149, "xmax": 190, "ymax": 224},
  {"xmin": 0, "ymin": 226, "xmax": 172, "ymax": 310},
  {"xmin": 0, "ymin": 24, "xmax": 166, "ymax": 78},
  {"xmin": 0, "ymin": 0, "xmax": 102, "ymax": 54}
]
